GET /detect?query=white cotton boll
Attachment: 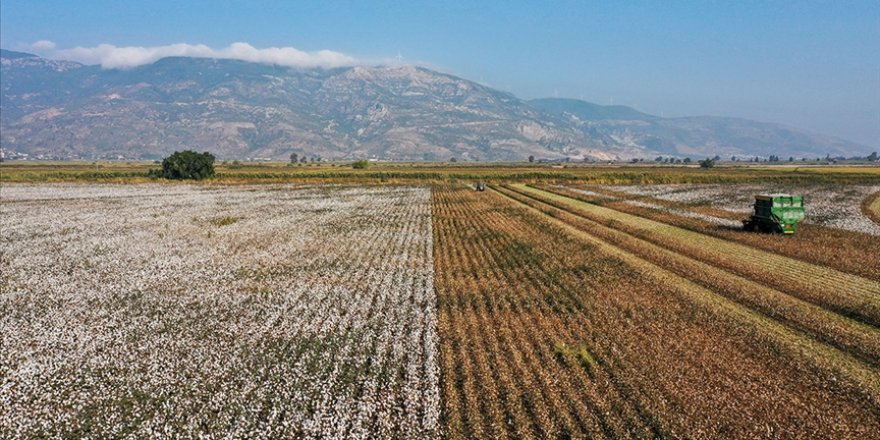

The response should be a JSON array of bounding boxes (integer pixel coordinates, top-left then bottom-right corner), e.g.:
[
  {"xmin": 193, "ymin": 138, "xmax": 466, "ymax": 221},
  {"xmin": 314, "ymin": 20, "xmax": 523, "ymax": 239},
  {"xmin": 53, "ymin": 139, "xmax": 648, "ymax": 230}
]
[{"xmin": 1, "ymin": 184, "xmax": 439, "ymax": 438}]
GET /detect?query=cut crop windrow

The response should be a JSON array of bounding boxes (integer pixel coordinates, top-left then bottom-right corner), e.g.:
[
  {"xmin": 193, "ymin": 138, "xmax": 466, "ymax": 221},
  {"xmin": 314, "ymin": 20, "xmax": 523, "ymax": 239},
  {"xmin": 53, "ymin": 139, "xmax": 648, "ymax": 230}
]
[
  {"xmin": 499, "ymin": 184, "xmax": 880, "ymax": 367},
  {"xmin": 521, "ymin": 184, "xmax": 880, "ymax": 326},
  {"xmin": 555, "ymin": 184, "xmax": 880, "ymax": 281},
  {"xmin": 495, "ymin": 184, "xmax": 880, "ymax": 398}
]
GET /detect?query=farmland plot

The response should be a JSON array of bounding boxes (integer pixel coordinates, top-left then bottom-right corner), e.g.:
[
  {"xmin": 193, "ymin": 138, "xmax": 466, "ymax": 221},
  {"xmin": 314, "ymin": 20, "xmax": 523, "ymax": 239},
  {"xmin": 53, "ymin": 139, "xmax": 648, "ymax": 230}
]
[
  {"xmin": 433, "ymin": 186, "xmax": 880, "ymax": 439},
  {"xmin": 3, "ymin": 181, "xmax": 879, "ymax": 439},
  {"xmin": 0, "ymin": 184, "xmax": 439, "ymax": 438}
]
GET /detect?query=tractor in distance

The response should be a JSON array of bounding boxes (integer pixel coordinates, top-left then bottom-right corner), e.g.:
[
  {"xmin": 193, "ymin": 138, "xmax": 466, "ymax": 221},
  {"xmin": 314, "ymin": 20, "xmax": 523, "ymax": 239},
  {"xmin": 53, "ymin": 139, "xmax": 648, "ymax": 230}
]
[
  {"xmin": 743, "ymin": 194, "xmax": 805, "ymax": 234},
  {"xmin": 475, "ymin": 182, "xmax": 486, "ymax": 192}
]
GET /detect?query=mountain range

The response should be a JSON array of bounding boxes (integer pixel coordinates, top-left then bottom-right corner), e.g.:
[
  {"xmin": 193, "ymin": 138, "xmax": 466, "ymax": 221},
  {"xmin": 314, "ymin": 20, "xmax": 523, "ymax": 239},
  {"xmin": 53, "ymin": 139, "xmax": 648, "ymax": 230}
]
[{"xmin": 1, "ymin": 49, "xmax": 871, "ymax": 161}]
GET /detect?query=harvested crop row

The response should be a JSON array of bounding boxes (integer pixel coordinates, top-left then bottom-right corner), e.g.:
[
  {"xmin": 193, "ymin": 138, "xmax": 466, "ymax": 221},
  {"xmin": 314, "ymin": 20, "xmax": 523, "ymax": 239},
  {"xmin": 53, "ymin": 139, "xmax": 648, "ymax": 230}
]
[
  {"xmin": 521, "ymin": 184, "xmax": 880, "ymax": 326},
  {"xmin": 0, "ymin": 184, "xmax": 440, "ymax": 439},
  {"xmin": 864, "ymin": 190, "xmax": 880, "ymax": 226},
  {"xmin": 432, "ymin": 185, "xmax": 880, "ymax": 439},
  {"xmin": 498, "ymin": 184, "xmax": 880, "ymax": 367},
  {"xmin": 556, "ymin": 184, "xmax": 880, "ymax": 281},
  {"xmin": 433, "ymin": 187, "xmax": 659, "ymax": 438}
]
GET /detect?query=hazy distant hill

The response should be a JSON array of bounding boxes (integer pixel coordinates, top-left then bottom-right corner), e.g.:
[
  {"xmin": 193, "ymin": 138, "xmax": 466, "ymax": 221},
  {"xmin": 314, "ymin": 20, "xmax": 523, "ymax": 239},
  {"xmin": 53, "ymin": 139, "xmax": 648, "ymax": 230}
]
[
  {"xmin": 530, "ymin": 98, "xmax": 870, "ymax": 159},
  {"xmin": 1, "ymin": 50, "xmax": 871, "ymax": 160}
]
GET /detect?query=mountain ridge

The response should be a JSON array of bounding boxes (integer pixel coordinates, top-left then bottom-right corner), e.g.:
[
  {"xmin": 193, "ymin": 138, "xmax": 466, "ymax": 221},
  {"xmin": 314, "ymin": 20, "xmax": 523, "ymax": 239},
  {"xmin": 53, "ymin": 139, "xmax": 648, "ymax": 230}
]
[{"xmin": 1, "ymin": 50, "xmax": 871, "ymax": 161}]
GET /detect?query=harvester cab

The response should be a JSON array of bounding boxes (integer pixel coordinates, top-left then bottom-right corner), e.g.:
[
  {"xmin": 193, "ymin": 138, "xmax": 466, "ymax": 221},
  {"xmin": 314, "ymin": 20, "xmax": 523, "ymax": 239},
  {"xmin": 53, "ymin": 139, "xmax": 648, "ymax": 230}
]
[{"xmin": 743, "ymin": 194, "xmax": 805, "ymax": 234}]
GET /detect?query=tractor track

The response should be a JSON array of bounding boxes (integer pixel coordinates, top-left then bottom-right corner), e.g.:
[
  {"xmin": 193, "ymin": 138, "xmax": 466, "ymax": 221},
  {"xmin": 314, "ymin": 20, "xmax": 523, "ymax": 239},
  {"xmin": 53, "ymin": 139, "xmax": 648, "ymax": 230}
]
[{"xmin": 490, "ymin": 184, "xmax": 880, "ymax": 403}]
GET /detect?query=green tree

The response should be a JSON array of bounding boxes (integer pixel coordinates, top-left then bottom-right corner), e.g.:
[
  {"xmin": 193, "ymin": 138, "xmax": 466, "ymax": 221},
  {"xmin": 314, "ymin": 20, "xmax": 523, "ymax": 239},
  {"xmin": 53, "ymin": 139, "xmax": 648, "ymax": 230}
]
[
  {"xmin": 528, "ymin": 155, "xmax": 535, "ymax": 163},
  {"xmin": 290, "ymin": 152, "xmax": 298, "ymax": 164},
  {"xmin": 352, "ymin": 159, "xmax": 369, "ymax": 169},
  {"xmin": 868, "ymin": 152, "xmax": 878, "ymax": 162},
  {"xmin": 156, "ymin": 150, "xmax": 216, "ymax": 180},
  {"xmin": 698, "ymin": 158, "xmax": 715, "ymax": 169}
]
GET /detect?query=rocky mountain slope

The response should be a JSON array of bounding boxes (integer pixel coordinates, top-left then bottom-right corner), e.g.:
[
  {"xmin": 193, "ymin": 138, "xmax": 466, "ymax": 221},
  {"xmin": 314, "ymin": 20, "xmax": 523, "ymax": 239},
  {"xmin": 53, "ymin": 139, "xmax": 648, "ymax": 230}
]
[{"xmin": 1, "ymin": 49, "xmax": 871, "ymax": 160}]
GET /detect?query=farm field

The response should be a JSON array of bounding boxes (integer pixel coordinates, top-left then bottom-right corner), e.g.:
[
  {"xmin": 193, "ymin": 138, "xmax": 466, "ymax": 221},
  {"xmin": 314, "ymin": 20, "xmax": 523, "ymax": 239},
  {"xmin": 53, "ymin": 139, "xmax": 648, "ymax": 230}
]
[
  {"xmin": 435, "ymin": 184, "xmax": 880, "ymax": 439},
  {"xmin": 1, "ymin": 184, "xmax": 439, "ymax": 438},
  {"xmin": 2, "ymin": 161, "xmax": 880, "ymax": 186},
  {"xmin": 2, "ymin": 176, "xmax": 880, "ymax": 438}
]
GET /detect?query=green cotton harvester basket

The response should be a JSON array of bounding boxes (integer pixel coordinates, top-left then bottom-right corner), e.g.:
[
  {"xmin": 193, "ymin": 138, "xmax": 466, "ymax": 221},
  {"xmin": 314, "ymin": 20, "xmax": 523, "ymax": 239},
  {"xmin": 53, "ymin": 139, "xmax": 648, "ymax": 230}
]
[{"xmin": 743, "ymin": 194, "xmax": 805, "ymax": 234}]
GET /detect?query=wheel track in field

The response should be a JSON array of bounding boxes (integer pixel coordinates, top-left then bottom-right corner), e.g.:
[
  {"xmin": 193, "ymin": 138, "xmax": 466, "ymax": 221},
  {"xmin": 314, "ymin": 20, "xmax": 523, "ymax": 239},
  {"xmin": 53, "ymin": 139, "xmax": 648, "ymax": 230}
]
[
  {"xmin": 516, "ymin": 184, "xmax": 880, "ymax": 327},
  {"xmin": 491, "ymin": 184, "xmax": 880, "ymax": 403}
]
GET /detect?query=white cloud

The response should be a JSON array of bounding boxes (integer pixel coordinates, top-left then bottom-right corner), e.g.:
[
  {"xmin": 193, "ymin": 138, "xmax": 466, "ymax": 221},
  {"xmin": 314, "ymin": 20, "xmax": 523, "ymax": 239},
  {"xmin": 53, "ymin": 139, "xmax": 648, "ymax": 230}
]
[
  {"xmin": 25, "ymin": 40, "xmax": 57, "ymax": 51},
  {"xmin": 41, "ymin": 41, "xmax": 360, "ymax": 69}
]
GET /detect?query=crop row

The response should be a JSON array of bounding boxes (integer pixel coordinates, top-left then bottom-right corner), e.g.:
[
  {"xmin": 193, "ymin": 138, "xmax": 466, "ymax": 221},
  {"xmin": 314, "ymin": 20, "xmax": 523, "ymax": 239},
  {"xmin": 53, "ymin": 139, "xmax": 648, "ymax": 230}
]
[
  {"xmin": 431, "ymin": 185, "xmax": 879, "ymax": 438},
  {"xmin": 0, "ymin": 184, "xmax": 440, "ymax": 439},
  {"xmin": 864, "ymin": 190, "xmax": 880, "ymax": 226}
]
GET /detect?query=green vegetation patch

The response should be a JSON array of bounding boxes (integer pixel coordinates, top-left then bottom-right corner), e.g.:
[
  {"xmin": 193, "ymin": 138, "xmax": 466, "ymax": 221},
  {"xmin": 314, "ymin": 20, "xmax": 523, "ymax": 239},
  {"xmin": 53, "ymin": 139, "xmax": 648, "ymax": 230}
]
[
  {"xmin": 553, "ymin": 342, "xmax": 598, "ymax": 373},
  {"xmin": 210, "ymin": 216, "xmax": 238, "ymax": 227}
]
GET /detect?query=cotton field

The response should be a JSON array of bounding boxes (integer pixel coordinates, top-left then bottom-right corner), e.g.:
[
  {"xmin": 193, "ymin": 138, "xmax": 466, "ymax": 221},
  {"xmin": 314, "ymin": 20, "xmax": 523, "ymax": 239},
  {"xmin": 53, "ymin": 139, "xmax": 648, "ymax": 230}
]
[{"xmin": 0, "ymin": 184, "xmax": 439, "ymax": 438}]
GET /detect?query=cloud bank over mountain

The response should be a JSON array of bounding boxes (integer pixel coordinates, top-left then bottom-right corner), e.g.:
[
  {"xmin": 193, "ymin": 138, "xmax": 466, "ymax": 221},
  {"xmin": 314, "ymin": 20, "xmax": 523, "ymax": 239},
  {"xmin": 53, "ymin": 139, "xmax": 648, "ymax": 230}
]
[{"xmin": 24, "ymin": 41, "xmax": 360, "ymax": 69}]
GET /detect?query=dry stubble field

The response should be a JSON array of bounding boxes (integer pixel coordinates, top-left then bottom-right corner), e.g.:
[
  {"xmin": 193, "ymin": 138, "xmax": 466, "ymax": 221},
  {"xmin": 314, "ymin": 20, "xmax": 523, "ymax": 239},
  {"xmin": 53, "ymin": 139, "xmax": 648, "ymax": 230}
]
[{"xmin": 2, "ymin": 181, "xmax": 879, "ymax": 439}]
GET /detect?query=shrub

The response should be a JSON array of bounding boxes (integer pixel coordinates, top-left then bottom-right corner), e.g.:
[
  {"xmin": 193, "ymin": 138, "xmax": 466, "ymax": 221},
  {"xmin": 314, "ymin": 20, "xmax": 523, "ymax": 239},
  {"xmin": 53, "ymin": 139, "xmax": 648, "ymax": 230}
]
[
  {"xmin": 352, "ymin": 160, "xmax": 370, "ymax": 169},
  {"xmin": 158, "ymin": 150, "xmax": 216, "ymax": 180},
  {"xmin": 698, "ymin": 158, "xmax": 715, "ymax": 169}
]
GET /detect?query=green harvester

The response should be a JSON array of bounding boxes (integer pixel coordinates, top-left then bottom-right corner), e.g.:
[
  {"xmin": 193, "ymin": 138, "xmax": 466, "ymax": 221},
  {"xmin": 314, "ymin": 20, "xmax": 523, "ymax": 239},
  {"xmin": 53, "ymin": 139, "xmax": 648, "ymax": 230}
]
[{"xmin": 743, "ymin": 194, "xmax": 805, "ymax": 234}]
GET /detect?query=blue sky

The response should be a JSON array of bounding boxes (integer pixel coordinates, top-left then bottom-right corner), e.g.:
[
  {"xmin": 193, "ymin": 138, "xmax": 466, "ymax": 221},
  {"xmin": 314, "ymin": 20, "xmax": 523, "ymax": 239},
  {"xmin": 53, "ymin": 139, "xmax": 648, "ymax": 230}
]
[{"xmin": 2, "ymin": 0, "xmax": 878, "ymax": 145}]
